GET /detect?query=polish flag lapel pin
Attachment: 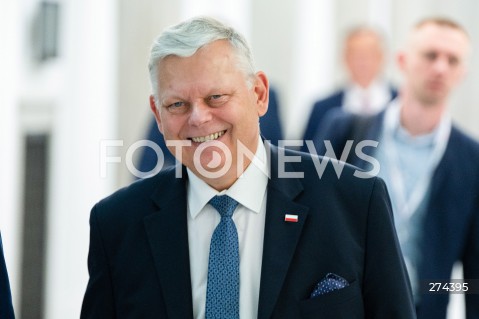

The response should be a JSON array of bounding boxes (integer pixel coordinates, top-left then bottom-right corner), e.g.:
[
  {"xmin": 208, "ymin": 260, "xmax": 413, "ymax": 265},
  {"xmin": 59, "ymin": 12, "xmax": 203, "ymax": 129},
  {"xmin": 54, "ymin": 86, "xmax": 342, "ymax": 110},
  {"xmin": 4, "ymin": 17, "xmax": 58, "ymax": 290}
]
[{"xmin": 284, "ymin": 214, "xmax": 299, "ymax": 223}]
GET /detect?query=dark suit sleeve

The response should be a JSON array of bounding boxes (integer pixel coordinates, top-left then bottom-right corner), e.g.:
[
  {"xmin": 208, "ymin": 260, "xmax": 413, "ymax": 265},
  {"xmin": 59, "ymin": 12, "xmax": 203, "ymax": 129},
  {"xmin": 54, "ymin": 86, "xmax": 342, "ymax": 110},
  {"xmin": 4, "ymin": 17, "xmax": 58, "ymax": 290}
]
[
  {"xmin": 81, "ymin": 206, "xmax": 116, "ymax": 319},
  {"xmin": 308, "ymin": 109, "xmax": 354, "ymax": 157},
  {"xmin": 463, "ymin": 194, "xmax": 479, "ymax": 319},
  {"xmin": 301, "ymin": 92, "xmax": 343, "ymax": 146},
  {"xmin": 363, "ymin": 178, "xmax": 416, "ymax": 318},
  {"xmin": 0, "ymin": 233, "xmax": 15, "ymax": 319},
  {"xmin": 302, "ymin": 103, "xmax": 327, "ymax": 143}
]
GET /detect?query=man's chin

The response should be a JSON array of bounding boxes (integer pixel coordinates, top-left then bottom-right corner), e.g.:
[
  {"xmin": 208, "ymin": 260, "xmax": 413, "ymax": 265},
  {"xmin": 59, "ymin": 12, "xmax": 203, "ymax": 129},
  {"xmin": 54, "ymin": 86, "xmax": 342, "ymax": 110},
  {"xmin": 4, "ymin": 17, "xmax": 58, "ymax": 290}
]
[{"xmin": 419, "ymin": 91, "xmax": 447, "ymax": 106}]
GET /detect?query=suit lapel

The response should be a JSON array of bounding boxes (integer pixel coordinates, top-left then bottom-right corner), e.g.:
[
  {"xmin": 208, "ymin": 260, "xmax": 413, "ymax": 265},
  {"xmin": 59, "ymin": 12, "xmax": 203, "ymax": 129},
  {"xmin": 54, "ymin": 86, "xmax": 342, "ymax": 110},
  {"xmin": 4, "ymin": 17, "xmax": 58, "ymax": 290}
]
[
  {"xmin": 418, "ymin": 129, "xmax": 457, "ymax": 280},
  {"xmin": 258, "ymin": 146, "xmax": 309, "ymax": 319},
  {"xmin": 143, "ymin": 166, "xmax": 193, "ymax": 319}
]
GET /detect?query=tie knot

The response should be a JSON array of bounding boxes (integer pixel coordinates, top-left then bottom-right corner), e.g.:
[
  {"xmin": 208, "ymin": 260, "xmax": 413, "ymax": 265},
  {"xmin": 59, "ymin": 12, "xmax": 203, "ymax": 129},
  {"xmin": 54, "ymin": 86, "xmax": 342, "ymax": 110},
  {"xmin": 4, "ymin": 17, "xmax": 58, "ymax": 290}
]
[{"xmin": 209, "ymin": 195, "xmax": 239, "ymax": 218}]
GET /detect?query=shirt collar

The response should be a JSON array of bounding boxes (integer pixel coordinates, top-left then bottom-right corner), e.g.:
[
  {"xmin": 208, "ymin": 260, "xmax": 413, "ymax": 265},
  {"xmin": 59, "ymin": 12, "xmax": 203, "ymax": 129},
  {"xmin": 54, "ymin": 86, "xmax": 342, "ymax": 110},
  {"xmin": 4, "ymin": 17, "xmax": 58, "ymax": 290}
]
[
  {"xmin": 383, "ymin": 99, "xmax": 452, "ymax": 147},
  {"xmin": 343, "ymin": 78, "xmax": 391, "ymax": 114},
  {"xmin": 187, "ymin": 136, "xmax": 269, "ymax": 219},
  {"xmin": 347, "ymin": 78, "xmax": 388, "ymax": 96}
]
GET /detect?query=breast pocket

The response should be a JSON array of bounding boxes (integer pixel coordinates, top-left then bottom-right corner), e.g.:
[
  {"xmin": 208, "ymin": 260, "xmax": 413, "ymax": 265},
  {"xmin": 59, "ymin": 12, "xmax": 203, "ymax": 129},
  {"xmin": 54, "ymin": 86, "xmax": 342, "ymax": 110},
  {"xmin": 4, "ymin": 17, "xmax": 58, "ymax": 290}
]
[{"xmin": 299, "ymin": 280, "xmax": 364, "ymax": 319}]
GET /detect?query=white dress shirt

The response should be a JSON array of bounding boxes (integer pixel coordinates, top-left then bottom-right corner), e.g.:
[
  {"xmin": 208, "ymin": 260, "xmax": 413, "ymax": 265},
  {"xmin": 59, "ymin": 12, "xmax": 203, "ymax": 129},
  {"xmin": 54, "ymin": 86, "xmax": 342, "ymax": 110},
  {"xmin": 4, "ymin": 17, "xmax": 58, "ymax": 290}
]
[
  {"xmin": 342, "ymin": 79, "xmax": 392, "ymax": 115},
  {"xmin": 187, "ymin": 137, "xmax": 269, "ymax": 319}
]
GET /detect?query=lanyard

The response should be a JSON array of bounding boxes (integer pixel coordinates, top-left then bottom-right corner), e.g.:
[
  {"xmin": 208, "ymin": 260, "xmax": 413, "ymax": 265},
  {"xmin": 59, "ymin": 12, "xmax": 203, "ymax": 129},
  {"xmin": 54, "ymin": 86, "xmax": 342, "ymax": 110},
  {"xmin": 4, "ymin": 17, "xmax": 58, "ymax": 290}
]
[{"xmin": 381, "ymin": 101, "xmax": 451, "ymax": 220}]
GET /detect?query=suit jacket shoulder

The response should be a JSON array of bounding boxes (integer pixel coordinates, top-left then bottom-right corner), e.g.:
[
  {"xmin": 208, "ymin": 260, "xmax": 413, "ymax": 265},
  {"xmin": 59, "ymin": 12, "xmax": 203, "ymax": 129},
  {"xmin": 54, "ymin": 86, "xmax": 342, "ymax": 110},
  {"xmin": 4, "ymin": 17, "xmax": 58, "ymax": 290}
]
[
  {"xmin": 307, "ymin": 108, "xmax": 379, "ymax": 161},
  {"xmin": 302, "ymin": 90, "xmax": 345, "ymax": 143},
  {"xmin": 82, "ymin": 165, "xmax": 192, "ymax": 319},
  {"xmin": 93, "ymin": 166, "xmax": 185, "ymax": 219}
]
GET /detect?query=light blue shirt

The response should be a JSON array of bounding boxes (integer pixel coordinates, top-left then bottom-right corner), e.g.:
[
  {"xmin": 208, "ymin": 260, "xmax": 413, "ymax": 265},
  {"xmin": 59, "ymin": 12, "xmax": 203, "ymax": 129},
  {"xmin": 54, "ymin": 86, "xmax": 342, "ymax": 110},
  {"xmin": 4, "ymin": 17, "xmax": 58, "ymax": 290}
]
[
  {"xmin": 375, "ymin": 101, "xmax": 450, "ymax": 301},
  {"xmin": 376, "ymin": 126, "xmax": 435, "ymax": 299}
]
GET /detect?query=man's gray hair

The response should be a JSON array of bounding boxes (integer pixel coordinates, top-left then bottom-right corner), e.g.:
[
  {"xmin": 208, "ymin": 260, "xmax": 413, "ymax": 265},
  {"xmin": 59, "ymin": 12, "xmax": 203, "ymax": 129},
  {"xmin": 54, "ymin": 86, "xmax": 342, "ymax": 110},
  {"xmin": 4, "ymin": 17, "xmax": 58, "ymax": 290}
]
[{"xmin": 148, "ymin": 16, "xmax": 256, "ymax": 102}]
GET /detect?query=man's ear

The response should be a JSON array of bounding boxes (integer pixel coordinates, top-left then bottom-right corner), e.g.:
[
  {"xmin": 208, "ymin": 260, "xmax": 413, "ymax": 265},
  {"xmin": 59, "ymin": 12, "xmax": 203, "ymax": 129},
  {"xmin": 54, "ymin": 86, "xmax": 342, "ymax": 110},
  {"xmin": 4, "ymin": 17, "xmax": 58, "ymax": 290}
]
[
  {"xmin": 254, "ymin": 71, "xmax": 269, "ymax": 117},
  {"xmin": 396, "ymin": 51, "xmax": 406, "ymax": 72},
  {"xmin": 149, "ymin": 95, "xmax": 164, "ymax": 133}
]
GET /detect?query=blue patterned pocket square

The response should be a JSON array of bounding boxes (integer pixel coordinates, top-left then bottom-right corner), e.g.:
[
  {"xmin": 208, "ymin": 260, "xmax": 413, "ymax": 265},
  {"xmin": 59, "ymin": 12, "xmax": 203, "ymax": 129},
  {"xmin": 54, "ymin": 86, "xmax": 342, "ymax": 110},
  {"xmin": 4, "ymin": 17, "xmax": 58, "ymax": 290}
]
[{"xmin": 310, "ymin": 273, "xmax": 350, "ymax": 298}]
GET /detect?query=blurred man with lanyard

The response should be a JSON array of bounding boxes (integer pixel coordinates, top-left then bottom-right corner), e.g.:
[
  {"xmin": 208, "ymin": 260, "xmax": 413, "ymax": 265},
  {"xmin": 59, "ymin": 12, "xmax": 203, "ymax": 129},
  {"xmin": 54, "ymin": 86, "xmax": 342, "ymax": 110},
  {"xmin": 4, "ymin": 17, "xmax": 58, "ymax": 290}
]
[{"xmin": 315, "ymin": 17, "xmax": 479, "ymax": 318}]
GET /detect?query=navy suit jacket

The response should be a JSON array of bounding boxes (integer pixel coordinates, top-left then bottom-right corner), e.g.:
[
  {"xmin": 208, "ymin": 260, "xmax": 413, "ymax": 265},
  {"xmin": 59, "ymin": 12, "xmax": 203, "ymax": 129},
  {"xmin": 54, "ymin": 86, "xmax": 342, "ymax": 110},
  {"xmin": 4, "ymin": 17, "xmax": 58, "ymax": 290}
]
[
  {"xmin": 313, "ymin": 110, "xmax": 479, "ymax": 319},
  {"xmin": 1, "ymin": 233, "xmax": 15, "ymax": 319},
  {"xmin": 301, "ymin": 86, "xmax": 397, "ymax": 150},
  {"xmin": 81, "ymin": 144, "xmax": 416, "ymax": 318}
]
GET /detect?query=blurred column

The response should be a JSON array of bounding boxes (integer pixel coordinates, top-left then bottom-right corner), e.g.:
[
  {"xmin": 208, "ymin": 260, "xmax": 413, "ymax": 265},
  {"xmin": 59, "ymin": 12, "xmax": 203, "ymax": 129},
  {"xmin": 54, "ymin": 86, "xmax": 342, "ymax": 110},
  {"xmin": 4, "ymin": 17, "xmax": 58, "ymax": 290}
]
[
  {"xmin": 449, "ymin": 0, "xmax": 479, "ymax": 139},
  {"xmin": 43, "ymin": 0, "xmax": 118, "ymax": 317},
  {"xmin": 117, "ymin": 0, "xmax": 181, "ymax": 187},
  {"xmin": 0, "ymin": 0, "xmax": 22, "ymax": 313},
  {"xmin": 368, "ymin": 0, "xmax": 392, "ymax": 36},
  {"xmin": 180, "ymin": 0, "xmax": 251, "ymax": 39},
  {"xmin": 250, "ymin": 0, "xmax": 336, "ymax": 140},
  {"xmin": 288, "ymin": 0, "xmax": 336, "ymax": 139}
]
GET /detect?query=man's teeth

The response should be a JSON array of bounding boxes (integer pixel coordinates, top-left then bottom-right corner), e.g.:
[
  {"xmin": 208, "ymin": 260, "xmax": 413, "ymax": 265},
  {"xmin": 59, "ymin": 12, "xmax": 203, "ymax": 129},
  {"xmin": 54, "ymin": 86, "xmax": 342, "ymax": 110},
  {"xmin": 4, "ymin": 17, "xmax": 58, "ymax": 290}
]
[{"xmin": 191, "ymin": 130, "xmax": 225, "ymax": 143}]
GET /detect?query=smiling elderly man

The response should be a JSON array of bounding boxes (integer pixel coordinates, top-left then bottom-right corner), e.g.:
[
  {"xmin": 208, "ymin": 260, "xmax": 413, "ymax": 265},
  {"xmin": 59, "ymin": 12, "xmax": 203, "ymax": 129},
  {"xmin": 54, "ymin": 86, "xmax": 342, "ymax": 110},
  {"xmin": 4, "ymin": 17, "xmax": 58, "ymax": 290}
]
[{"xmin": 81, "ymin": 16, "xmax": 415, "ymax": 319}]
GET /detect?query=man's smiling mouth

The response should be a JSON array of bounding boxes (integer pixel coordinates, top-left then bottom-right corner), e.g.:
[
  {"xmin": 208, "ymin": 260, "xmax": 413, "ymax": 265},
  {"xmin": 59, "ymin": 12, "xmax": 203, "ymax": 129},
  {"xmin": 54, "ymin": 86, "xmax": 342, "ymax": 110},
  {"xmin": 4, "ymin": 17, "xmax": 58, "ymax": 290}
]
[{"xmin": 190, "ymin": 130, "xmax": 226, "ymax": 143}]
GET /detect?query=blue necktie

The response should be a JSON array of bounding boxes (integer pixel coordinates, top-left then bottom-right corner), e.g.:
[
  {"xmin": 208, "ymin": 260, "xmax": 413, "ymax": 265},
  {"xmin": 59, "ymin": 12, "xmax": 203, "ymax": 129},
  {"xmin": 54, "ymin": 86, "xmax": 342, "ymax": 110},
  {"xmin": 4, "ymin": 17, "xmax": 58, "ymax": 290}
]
[{"xmin": 205, "ymin": 195, "xmax": 240, "ymax": 319}]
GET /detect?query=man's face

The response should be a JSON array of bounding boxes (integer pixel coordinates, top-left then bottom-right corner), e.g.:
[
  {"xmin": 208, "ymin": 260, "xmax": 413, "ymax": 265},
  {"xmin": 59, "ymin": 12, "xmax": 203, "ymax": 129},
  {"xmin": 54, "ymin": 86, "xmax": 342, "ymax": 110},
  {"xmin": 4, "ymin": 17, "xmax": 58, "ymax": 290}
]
[
  {"xmin": 399, "ymin": 23, "xmax": 469, "ymax": 106},
  {"xmin": 344, "ymin": 32, "xmax": 384, "ymax": 88},
  {"xmin": 150, "ymin": 40, "xmax": 268, "ymax": 189}
]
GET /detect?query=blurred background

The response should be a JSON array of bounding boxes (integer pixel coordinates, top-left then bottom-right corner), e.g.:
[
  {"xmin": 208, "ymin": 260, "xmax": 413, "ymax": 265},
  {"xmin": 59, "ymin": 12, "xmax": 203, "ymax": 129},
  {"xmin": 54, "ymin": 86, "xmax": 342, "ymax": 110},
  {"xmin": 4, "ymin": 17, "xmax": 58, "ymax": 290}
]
[{"xmin": 1, "ymin": 0, "xmax": 478, "ymax": 318}]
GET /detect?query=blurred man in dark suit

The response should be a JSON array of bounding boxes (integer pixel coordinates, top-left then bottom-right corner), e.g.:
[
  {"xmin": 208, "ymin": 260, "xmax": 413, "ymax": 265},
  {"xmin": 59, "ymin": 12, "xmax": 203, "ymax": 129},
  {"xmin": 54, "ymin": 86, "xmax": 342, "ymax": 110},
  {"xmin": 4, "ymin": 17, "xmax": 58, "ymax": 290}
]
[{"xmin": 302, "ymin": 26, "xmax": 397, "ymax": 147}]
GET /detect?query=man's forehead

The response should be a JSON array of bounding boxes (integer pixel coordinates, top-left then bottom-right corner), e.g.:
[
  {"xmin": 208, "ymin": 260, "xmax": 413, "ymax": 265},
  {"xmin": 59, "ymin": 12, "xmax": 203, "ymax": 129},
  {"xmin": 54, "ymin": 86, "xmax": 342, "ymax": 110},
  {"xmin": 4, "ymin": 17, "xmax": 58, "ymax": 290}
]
[
  {"xmin": 410, "ymin": 24, "xmax": 470, "ymax": 56},
  {"xmin": 412, "ymin": 24, "xmax": 468, "ymax": 46}
]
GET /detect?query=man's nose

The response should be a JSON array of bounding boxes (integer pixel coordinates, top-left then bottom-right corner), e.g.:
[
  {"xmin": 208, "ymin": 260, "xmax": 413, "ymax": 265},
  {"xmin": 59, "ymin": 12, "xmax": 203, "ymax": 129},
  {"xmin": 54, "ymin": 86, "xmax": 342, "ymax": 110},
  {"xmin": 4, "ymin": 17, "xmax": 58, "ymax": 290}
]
[
  {"xmin": 188, "ymin": 101, "xmax": 213, "ymax": 127},
  {"xmin": 432, "ymin": 56, "xmax": 449, "ymax": 74}
]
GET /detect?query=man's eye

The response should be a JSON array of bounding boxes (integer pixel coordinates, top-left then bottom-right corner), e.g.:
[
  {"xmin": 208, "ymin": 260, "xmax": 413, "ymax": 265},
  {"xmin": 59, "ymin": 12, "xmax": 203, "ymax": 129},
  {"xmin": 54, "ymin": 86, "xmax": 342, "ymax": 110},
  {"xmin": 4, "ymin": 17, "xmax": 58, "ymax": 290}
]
[
  {"xmin": 424, "ymin": 52, "xmax": 437, "ymax": 61},
  {"xmin": 165, "ymin": 101, "xmax": 188, "ymax": 113},
  {"xmin": 170, "ymin": 101, "xmax": 184, "ymax": 108},
  {"xmin": 449, "ymin": 56, "xmax": 459, "ymax": 66},
  {"xmin": 206, "ymin": 94, "xmax": 228, "ymax": 106},
  {"xmin": 209, "ymin": 95, "xmax": 223, "ymax": 100}
]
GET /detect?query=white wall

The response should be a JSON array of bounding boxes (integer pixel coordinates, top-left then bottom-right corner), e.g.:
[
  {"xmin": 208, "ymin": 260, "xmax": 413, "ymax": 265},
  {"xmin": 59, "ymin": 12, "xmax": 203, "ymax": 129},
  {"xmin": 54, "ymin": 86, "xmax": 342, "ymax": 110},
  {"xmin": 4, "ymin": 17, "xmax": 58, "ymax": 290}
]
[
  {"xmin": 0, "ymin": 0, "xmax": 22, "ymax": 311},
  {"xmin": 1, "ymin": 0, "xmax": 118, "ymax": 318},
  {"xmin": 42, "ymin": 0, "xmax": 118, "ymax": 317}
]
